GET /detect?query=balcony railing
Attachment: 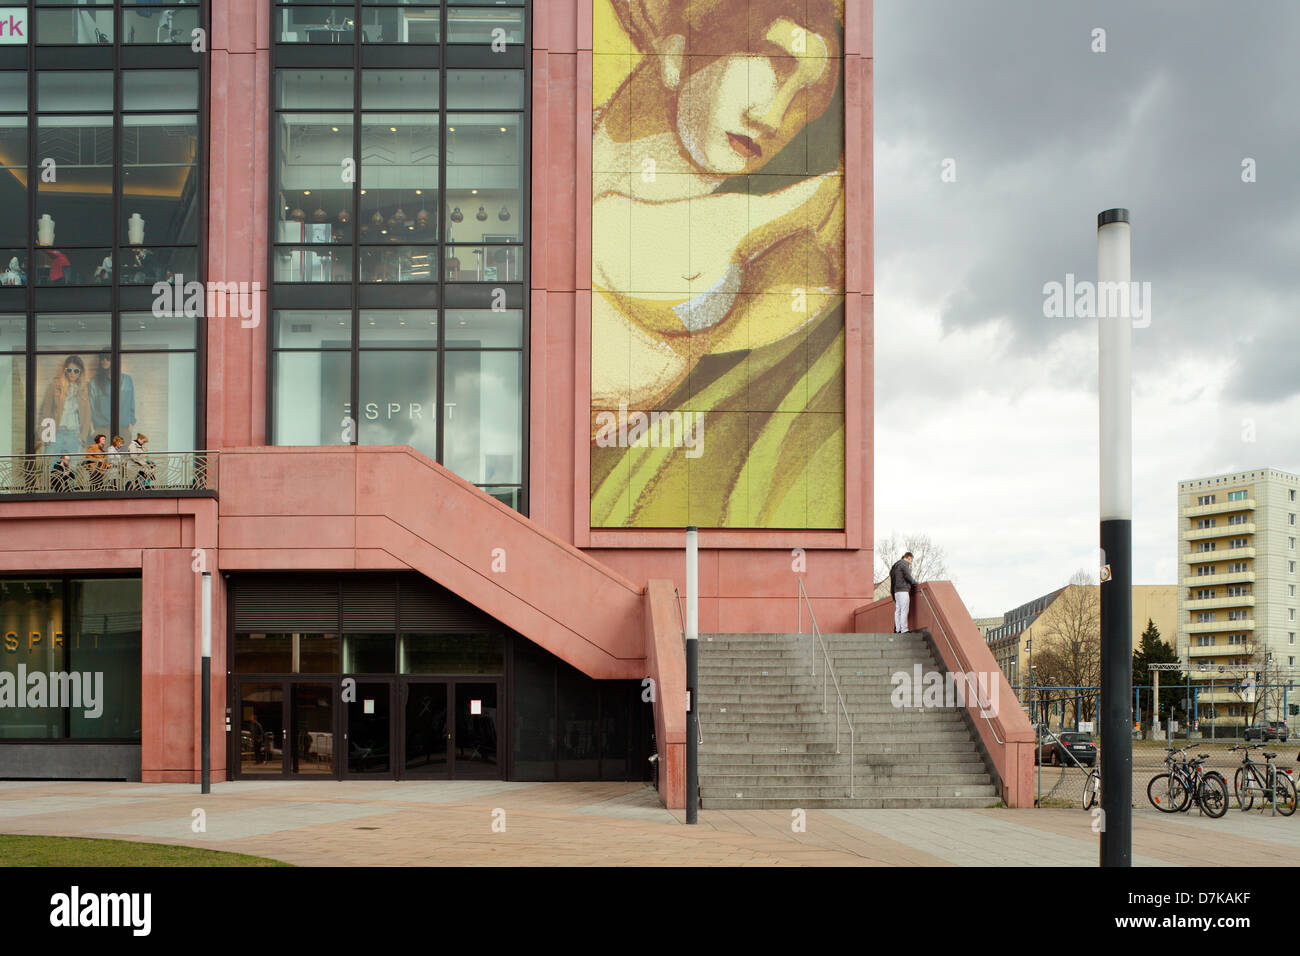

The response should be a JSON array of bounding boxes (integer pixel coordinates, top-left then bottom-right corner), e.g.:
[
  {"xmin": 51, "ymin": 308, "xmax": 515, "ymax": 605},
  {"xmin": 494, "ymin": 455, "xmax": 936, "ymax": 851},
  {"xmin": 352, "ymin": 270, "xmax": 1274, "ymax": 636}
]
[
  {"xmin": 1182, "ymin": 524, "xmax": 1255, "ymax": 540},
  {"xmin": 1186, "ymin": 619, "xmax": 1254, "ymax": 634},
  {"xmin": 1183, "ymin": 499, "xmax": 1255, "ymax": 517},
  {"xmin": 0, "ymin": 451, "xmax": 218, "ymax": 498}
]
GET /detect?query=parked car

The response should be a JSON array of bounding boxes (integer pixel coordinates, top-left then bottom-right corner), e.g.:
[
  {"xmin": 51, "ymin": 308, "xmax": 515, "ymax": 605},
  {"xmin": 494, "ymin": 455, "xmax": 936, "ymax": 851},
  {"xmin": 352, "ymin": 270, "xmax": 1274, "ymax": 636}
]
[
  {"xmin": 1036, "ymin": 731, "xmax": 1097, "ymax": 767},
  {"xmin": 1244, "ymin": 720, "xmax": 1289, "ymax": 743}
]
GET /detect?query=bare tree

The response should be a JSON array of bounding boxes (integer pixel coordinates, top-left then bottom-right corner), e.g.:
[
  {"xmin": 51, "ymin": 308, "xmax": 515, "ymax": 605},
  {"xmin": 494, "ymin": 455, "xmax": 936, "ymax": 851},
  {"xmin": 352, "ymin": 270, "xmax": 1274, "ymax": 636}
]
[
  {"xmin": 1230, "ymin": 641, "xmax": 1286, "ymax": 726},
  {"xmin": 875, "ymin": 532, "xmax": 950, "ymax": 589},
  {"xmin": 1033, "ymin": 571, "xmax": 1101, "ymax": 720}
]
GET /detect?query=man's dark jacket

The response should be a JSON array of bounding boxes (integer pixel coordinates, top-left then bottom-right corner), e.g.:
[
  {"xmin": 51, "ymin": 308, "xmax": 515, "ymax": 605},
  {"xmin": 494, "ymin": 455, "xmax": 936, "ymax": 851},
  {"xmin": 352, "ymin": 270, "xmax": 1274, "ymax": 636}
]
[{"xmin": 890, "ymin": 558, "xmax": 919, "ymax": 594}]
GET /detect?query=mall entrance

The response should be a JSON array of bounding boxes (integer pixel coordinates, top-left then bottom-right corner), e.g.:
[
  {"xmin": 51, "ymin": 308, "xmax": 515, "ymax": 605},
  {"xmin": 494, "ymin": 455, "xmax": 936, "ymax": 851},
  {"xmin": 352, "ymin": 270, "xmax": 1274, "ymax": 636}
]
[
  {"xmin": 234, "ymin": 677, "xmax": 502, "ymax": 780},
  {"xmin": 227, "ymin": 572, "xmax": 652, "ymax": 784}
]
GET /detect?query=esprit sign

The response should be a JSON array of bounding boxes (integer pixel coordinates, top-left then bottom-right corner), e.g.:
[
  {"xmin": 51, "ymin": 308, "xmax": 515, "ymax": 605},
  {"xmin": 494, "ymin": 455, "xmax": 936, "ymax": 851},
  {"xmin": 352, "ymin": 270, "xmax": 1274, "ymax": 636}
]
[{"xmin": 0, "ymin": 9, "xmax": 26, "ymax": 44}]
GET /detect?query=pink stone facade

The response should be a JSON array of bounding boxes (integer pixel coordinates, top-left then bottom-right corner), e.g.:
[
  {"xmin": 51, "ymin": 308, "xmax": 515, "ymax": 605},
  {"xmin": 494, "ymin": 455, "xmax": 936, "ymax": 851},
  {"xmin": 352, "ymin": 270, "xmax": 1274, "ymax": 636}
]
[{"xmin": 0, "ymin": 0, "xmax": 878, "ymax": 805}]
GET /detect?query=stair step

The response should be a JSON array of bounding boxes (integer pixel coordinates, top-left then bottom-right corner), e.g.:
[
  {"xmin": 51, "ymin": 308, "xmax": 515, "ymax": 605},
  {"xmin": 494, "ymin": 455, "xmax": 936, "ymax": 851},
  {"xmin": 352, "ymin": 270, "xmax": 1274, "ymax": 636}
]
[
  {"xmin": 700, "ymin": 796, "xmax": 1001, "ymax": 809},
  {"xmin": 700, "ymin": 784, "xmax": 999, "ymax": 799}
]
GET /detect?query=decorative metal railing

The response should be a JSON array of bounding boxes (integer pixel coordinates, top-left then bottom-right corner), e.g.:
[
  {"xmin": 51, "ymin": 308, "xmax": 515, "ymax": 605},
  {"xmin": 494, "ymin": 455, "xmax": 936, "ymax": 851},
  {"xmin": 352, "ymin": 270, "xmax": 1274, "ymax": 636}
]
[{"xmin": 0, "ymin": 451, "xmax": 218, "ymax": 496}]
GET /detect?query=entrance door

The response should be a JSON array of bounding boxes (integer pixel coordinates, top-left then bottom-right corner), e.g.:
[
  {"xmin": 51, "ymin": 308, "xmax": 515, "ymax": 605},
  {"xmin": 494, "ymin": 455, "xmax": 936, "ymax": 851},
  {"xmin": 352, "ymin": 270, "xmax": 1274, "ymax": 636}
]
[
  {"xmin": 237, "ymin": 681, "xmax": 285, "ymax": 776},
  {"xmin": 290, "ymin": 682, "xmax": 335, "ymax": 776},
  {"xmin": 402, "ymin": 680, "xmax": 449, "ymax": 777},
  {"xmin": 345, "ymin": 681, "xmax": 393, "ymax": 776},
  {"xmin": 452, "ymin": 681, "xmax": 500, "ymax": 779}
]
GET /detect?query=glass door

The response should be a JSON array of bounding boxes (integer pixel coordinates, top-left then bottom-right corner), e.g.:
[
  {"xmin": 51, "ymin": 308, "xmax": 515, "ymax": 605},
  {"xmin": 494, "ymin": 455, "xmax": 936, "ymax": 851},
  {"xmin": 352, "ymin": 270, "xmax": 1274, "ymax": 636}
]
[
  {"xmin": 290, "ymin": 682, "xmax": 336, "ymax": 776},
  {"xmin": 452, "ymin": 681, "xmax": 501, "ymax": 779},
  {"xmin": 345, "ymin": 680, "xmax": 393, "ymax": 776},
  {"xmin": 402, "ymin": 680, "xmax": 449, "ymax": 778},
  {"xmin": 237, "ymin": 681, "xmax": 286, "ymax": 777}
]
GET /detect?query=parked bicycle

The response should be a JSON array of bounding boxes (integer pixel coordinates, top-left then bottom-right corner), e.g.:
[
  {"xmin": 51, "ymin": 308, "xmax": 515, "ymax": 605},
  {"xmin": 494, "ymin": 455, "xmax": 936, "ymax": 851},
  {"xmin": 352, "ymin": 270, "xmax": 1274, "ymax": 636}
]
[
  {"xmin": 1083, "ymin": 767, "xmax": 1100, "ymax": 810},
  {"xmin": 1230, "ymin": 744, "xmax": 1297, "ymax": 815},
  {"xmin": 1147, "ymin": 746, "xmax": 1228, "ymax": 818}
]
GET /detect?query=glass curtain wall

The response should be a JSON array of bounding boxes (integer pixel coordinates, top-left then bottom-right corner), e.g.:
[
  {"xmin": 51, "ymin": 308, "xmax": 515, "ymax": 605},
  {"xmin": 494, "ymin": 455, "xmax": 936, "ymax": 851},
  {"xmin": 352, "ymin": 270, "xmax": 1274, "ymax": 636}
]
[
  {"xmin": 0, "ymin": 1, "xmax": 205, "ymax": 458},
  {"xmin": 269, "ymin": 1, "xmax": 527, "ymax": 512}
]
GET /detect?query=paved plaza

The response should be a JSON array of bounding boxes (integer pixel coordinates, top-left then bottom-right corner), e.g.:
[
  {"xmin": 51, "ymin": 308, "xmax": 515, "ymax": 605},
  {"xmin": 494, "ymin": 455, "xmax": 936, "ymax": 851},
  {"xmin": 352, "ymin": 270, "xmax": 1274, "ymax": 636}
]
[{"xmin": 0, "ymin": 780, "xmax": 1296, "ymax": 866}]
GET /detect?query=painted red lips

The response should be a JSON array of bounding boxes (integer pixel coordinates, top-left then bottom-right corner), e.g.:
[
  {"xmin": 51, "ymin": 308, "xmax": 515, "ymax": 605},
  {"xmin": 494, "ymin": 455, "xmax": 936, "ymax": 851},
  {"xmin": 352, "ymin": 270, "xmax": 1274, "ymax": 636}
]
[{"xmin": 726, "ymin": 131, "xmax": 762, "ymax": 159}]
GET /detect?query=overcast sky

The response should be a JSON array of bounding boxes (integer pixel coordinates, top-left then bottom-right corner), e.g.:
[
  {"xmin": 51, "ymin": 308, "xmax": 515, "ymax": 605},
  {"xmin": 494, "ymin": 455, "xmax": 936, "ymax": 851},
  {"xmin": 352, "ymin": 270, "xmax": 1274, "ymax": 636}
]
[{"xmin": 872, "ymin": 0, "xmax": 1300, "ymax": 617}]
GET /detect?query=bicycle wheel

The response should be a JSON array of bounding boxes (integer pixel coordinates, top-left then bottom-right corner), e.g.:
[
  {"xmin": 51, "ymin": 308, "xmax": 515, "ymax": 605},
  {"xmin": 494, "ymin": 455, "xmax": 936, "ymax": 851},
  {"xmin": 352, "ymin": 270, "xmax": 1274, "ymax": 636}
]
[
  {"xmin": 1198, "ymin": 773, "xmax": 1229, "ymax": 819},
  {"xmin": 1275, "ymin": 772, "xmax": 1297, "ymax": 817},
  {"xmin": 1234, "ymin": 767, "xmax": 1254, "ymax": 811},
  {"xmin": 1083, "ymin": 770, "xmax": 1100, "ymax": 810},
  {"xmin": 1147, "ymin": 772, "xmax": 1184, "ymax": 813}
]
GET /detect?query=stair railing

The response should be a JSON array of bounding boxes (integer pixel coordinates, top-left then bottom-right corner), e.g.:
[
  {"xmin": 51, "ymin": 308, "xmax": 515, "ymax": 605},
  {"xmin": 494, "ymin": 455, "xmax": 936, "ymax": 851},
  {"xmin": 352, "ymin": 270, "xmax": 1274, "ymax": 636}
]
[
  {"xmin": 917, "ymin": 586, "xmax": 1004, "ymax": 746},
  {"xmin": 796, "ymin": 578, "xmax": 855, "ymax": 797}
]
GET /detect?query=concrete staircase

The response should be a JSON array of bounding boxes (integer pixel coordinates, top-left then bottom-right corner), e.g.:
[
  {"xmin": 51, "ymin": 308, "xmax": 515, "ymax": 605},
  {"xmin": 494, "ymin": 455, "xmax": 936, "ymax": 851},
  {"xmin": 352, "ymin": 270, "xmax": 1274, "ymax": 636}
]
[{"xmin": 697, "ymin": 632, "xmax": 1001, "ymax": 809}]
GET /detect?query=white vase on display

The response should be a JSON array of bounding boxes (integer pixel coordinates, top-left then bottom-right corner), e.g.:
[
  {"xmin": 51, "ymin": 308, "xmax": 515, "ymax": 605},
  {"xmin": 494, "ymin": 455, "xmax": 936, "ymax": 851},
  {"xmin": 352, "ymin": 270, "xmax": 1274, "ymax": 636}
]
[
  {"xmin": 128, "ymin": 213, "xmax": 145, "ymax": 245},
  {"xmin": 37, "ymin": 214, "xmax": 54, "ymax": 246}
]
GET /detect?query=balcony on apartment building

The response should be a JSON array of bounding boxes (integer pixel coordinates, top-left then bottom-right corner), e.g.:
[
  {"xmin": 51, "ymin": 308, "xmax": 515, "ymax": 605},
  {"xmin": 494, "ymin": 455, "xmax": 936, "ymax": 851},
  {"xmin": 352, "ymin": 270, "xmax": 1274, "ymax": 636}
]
[
  {"xmin": 0, "ymin": 451, "xmax": 218, "ymax": 500},
  {"xmin": 1185, "ymin": 596, "xmax": 1256, "ymax": 611},
  {"xmin": 1186, "ymin": 619, "xmax": 1255, "ymax": 634},
  {"xmin": 1183, "ymin": 498, "xmax": 1256, "ymax": 517},
  {"xmin": 1182, "ymin": 524, "xmax": 1256, "ymax": 540}
]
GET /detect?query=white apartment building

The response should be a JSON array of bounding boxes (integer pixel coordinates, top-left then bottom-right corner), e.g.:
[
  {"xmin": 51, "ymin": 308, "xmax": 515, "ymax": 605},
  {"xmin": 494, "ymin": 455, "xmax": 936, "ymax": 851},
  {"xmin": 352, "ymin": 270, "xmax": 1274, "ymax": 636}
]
[{"xmin": 1177, "ymin": 467, "xmax": 1300, "ymax": 730}]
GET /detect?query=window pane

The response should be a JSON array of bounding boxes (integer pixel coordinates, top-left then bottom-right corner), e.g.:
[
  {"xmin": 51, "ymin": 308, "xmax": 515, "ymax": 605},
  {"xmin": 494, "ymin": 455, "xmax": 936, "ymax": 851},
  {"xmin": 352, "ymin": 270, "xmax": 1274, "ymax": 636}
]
[
  {"xmin": 68, "ymin": 578, "xmax": 143, "ymax": 739},
  {"xmin": 0, "ymin": 579, "xmax": 65, "ymax": 739},
  {"xmin": 123, "ymin": 6, "xmax": 200, "ymax": 44},
  {"xmin": 38, "ymin": 74, "xmax": 113, "ymax": 112},
  {"xmin": 275, "ymin": 245, "xmax": 352, "ymax": 282},
  {"xmin": 512, "ymin": 637, "xmax": 555, "ymax": 779},
  {"xmin": 122, "ymin": 115, "xmax": 199, "ymax": 245},
  {"xmin": 0, "ymin": 352, "xmax": 24, "ymax": 457},
  {"xmin": 121, "ymin": 312, "xmax": 199, "ymax": 351},
  {"xmin": 446, "ymin": 7, "xmax": 523, "ymax": 45},
  {"xmin": 276, "ymin": 114, "xmax": 354, "ymax": 245},
  {"xmin": 444, "ymin": 308, "xmax": 521, "ymax": 348},
  {"xmin": 0, "ymin": 120, "xmax": 24, "ymax": 246},
  {"xmin": 275, "ymin": 310, "xmax": 353, "ymax": 349},
  {"xmin": 400, "ymin": 633, "xmax": 504, "ymax": 674},
  {"xmin": 276, "ymin": 7, "xmax": 357, "ymax": 43},
  {"xmin": 445, "ymin": 244, "xmax": 521, "ymax": 282},
  {"xmin": 120, "ymin": 247, "xmax": 199, "ymax": 284},
  {"xmin": 0, "ymin": 73, "xmax": 25, "ymax": 112},
  {"xmin": 358, "ymin": 350, "xmax": 438, "ymax": 457},
  {"xmin": 359, "ymin": 309, "xmax": 436, "ymax": 346},
  {"xmin": 557, "ymin": 662, "xmax": 599, "ymax": 777},
  {"xmin": 359, "ymin": 246, "xmax": 437, "ymax": 282},
  {"xmin": 443, "ymin": 350, "xmax": 521, "ymax": 484},
  {"xmin": 234, "ymin": 632, "xmax": 291, "ymax": 673},
  {"xmin": 299, "ymin": 632, "xmax": 340, "ymax": 672},
  {"xmin": 35, "ymin": 249, "xmax": 115, "ymax": 286},
  {"xmin": 361, "ymin": 113, "xmax": 439, "ymax": 243},
  {"xmin": 446, "ymin": 70, "xmax": 525, "ymax": 110},
  {"xmin": 0, "ymin": 314, "xmax": 22, "ymax": 352},
  {"xmin": 276, "ymin": 69, "xmax": 355, "ymax": 109},
  {"xmin": 37, "ymin": 9, "xmax": 115, "ymax": 45},
  {"xmin": 446, "ymin": 114, "xmax": 521, "ymax": 242},
  {"xmin": 362, "ymin": 70, "xmax": 439, "ymax": 110},
  {"xmin": 37, "ymin": 116, "xmax": 114, "ymax": 246},
  {"xmin": 362, "ymin": 7, "xmax": 440, "ymax": 43},
  {"xmin": 342, "ymin": 633, "xmax": 395, "ymax": 673},
  {"xmin": 116, "ymin": 352, "xmax": 197, "ymax": 450},
  {"xmin": 123, "ymin": 72, "xmax": 200, "ymax": 111},
  {"xmin": 35, "ymin": 314, "xmax": 111, "ymax": 352},
  {"xmin": 274, "ymin": 350, "xmax": 351, "ymax": 444}
]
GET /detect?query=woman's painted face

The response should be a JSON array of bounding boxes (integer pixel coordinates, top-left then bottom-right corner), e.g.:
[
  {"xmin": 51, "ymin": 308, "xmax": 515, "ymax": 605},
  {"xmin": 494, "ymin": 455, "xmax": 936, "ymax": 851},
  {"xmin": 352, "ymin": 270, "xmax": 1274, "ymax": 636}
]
[{"xmin": 676, "ymin": 17, "xmax": 834, "ymax": 175}]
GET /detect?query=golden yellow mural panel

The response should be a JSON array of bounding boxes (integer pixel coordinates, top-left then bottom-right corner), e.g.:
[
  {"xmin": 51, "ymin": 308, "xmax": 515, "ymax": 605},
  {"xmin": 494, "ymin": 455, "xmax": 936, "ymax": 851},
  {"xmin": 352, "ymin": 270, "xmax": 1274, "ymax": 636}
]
[{"xmin": 591, "ymin": 0, "xmax": 846, "ymax": 529}]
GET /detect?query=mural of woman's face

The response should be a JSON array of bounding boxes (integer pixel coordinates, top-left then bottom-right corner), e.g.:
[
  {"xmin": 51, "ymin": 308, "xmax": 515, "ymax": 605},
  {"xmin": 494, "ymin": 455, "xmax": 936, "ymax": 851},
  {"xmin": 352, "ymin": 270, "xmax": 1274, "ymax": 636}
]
[{"xmin": 675, "ymin": 17, "xmax": 834, "ymax": 176}]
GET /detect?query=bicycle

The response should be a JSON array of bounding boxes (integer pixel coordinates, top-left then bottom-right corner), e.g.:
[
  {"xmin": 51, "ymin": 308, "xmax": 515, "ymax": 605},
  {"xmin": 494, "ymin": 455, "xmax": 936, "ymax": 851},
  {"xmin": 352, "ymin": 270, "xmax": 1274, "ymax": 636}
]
[
  {"xmin": 1230, "ymin": 744, "xmax": 1297, "ymax": 815},
  {"xmin": 1147, "ymin": 746, "xmax": 1228, "ymax": 818},
  {"xmin": 1083, "ymin": 768, "xmax": 1100, "ymax": 810}
]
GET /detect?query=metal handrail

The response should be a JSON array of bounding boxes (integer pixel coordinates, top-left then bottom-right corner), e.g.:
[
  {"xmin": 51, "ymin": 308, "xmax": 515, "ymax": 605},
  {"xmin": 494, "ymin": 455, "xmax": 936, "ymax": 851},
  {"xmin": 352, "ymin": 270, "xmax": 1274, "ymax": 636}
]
[
  {"xmin": 0, "ymin": 450, "xmax": 218, "ymax": 495},
  {"xmin": 796, "ymin": 578, "xmax": 855, "ymax": 797},
  {"xmin": 673, "ymin": 587, "xmax": 702, "ymax": 745},
  {"xmin": 917, "ymin": 586, "xmax": 1005, "ymax": 746}
]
